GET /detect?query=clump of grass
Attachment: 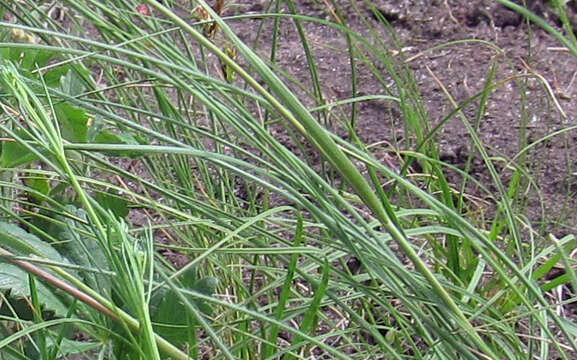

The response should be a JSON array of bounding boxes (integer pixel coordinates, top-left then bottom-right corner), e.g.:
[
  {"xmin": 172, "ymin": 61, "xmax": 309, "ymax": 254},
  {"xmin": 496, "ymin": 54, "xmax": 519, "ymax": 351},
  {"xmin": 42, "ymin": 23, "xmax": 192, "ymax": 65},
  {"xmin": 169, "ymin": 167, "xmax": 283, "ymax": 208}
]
[{"xmin": 0, "ymin": 0, "xmax": 575, "ymax": 358}]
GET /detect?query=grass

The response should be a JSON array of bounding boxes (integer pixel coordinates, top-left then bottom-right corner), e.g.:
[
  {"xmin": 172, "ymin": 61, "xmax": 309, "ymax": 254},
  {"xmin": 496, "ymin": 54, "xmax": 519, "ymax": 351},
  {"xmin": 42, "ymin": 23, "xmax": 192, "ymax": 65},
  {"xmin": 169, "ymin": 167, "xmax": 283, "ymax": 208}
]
[{"xmin": 0, "ymin": 0, "xmax": 575, "ymax": 358}]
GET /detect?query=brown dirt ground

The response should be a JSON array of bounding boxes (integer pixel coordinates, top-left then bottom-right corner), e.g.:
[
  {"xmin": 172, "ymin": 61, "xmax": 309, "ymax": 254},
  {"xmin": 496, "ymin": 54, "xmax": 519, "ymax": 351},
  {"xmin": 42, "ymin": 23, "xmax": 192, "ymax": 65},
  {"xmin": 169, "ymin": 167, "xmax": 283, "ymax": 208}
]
[
  {"xmin": 220, "ymin": 4, "xmax": 577, "ymax": 350},
  {"xmin": 224, "ymin": 0, "xmax": 577, "ymax": 238}
]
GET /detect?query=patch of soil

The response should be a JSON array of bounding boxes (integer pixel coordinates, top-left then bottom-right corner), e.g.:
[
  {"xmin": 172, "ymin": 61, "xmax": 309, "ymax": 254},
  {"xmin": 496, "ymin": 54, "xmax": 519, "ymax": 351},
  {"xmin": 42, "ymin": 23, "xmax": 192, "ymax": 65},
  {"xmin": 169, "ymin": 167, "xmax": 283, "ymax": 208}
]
[
  {"xmin": 222, "ymin": 4, "xmax": 577, "ymax": 352},
  {"xmin": 227, "ymin": 0, "xmax": 577, "ymax": 236}
]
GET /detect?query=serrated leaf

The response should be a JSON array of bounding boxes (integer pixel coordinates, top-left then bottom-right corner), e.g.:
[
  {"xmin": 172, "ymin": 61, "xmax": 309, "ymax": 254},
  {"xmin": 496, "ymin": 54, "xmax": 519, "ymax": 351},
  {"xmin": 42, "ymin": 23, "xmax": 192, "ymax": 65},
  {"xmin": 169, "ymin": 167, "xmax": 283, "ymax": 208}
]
[
  {"xmin": 0, "ymin": 263, "xmax": 67, "ymax": 316},
  {"xmin": 0, "ymin": 222, "xmax": 64, "ymax": 261},
  {"xmin": 54, "ymin": 102, "xmax": 88, "ymax": 143},
  {"xmin": 0, "ymin": 223, "xmax": 68, "ymax": 316}
]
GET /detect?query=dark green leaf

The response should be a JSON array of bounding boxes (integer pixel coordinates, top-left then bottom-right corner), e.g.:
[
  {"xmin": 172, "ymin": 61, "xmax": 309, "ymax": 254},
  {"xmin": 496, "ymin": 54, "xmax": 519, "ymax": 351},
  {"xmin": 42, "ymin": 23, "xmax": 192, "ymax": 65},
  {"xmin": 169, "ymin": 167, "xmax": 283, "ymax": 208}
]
[
  {"xmin": 0, "ymin": 222, "xmax": 63, "ymax": 260},
  {"xmin": 24, "ymin": 174, "xmax": 50, "ymax": 202},
  {"xmin": 150, "ymin": 268, "xmax": 217, "ymax": 347},
  {"xmin": 1, "ymin": 135, "xmax": 39, "ymax": 168},
  {"xmin": 54, "ymin": 102, "xmax": 88, "ymax": 143},
  {"xmin": 56, "ymin": 206, "xmax": 111, "ymax": 295},
  {"xmin": 0, "ymin": 264, "xmax": 67, "ymax": 316},
  {"xmin": 59, "ymin": 68, "xmax": 86, "ymax": 96},
  {"xmin": 0, "ymin": 222, "xmax": 68, "ymax": 315},
  {"xmin": 1, "ymin": 36, "xmax": 53, "ymax": 72},
  {"xmin": 43, "ymin": 66, "xmax": 71, "ymax": 88},
  {"xmin": 47, "ymin": 337, "xmax": 101, "ymax": 355},
  {"xmin": 95, "ymin": 130, "xmax": 147, "ymax": 158},
  {"xmin": 95, "ymin": 190, "xmax": 129, "ymax": 220},
  {"xmin": 150, "ymin": 288, "xmax": 190, "ymax": 347}
]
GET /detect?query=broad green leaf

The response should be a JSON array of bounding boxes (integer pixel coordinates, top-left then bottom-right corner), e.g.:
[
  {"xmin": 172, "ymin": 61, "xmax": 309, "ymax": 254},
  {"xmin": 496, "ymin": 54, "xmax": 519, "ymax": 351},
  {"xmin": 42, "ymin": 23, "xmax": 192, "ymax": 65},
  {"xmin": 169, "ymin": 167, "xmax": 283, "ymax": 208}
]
[
  {"xmin": 0, "ymin": 264, "xmax": 67, "ymax": 316},
  {"xmin": 150, "ymin": 289, "xmax": 190, "ymax": 347},
  {"xmin": 150, "ymin": 268, "xmax": 217, "ymax": 347},
  {"xmin": 59, "ymin": 68, "xmax": 86, "ymax": 96},
  {"xmin": 0, "ymin": 223, "xmax": 69, "ymax": 315},
  {"xmin": 95, "ymin": 190, "xmax": 129, "ymax": 220},
  {"xmin": 24, "ymin": 174, "xmax": 50, "ymax": 202},
  {"xmin": 191, "ymin": 277, "xmax": 218, "ymax": 315},
  {"xmin": 54, "ymin": 102, "xmax": 88, "ymax": 143},
  {"xmin": 95, "ymin": 130, "xmax": 147, "ymax": 158},
  {"xmin": 43, "ymin": 65, "xmax": 71, "ymax": 88},
  {"xmin": 1, "ymin": 32, "xmax": 53, "ymax": 72},
  {"xmin": 48, "ymin": 337, "xmax": 101, "ymax": 356},
  {"xmin": 55, "ymin": 206, "xmax": 111, "ymax": 295},
  {"xmin": 20, "ymin": 50, "xmax": 41, "ymax": 72},
  {"xmin": 1, "ymin": 133, "xmax": 39, "ymax": 168},
  {"xmin": 0, "ymin": 222, "xmax": 63, "ymax": 260}
]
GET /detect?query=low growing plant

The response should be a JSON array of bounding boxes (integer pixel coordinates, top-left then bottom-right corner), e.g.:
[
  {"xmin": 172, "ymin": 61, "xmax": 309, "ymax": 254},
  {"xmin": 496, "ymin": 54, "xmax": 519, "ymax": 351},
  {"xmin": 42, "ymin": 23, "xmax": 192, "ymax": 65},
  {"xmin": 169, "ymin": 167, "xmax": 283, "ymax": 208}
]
[{"xmin": 0, "ymin": 0, "xmax": 574, "ymax": 359}]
